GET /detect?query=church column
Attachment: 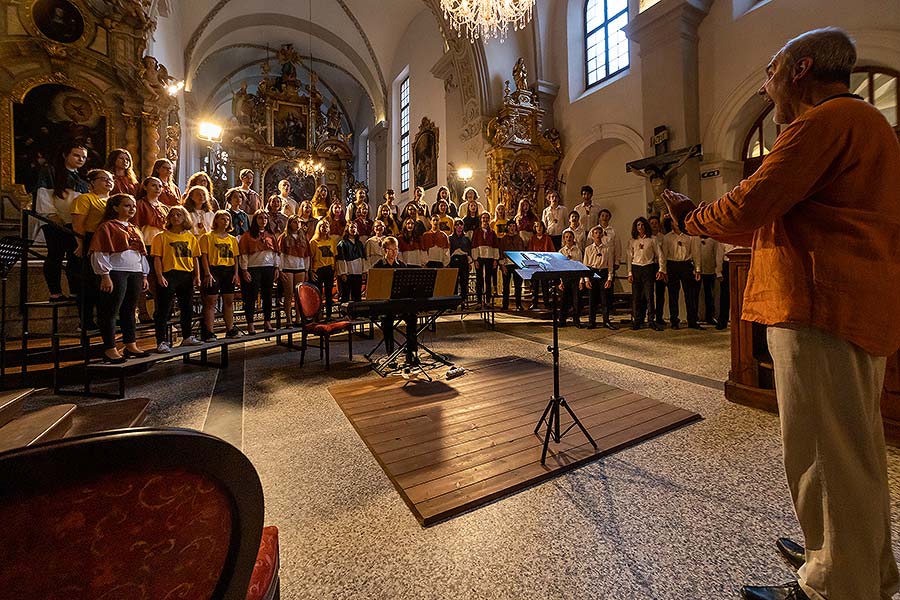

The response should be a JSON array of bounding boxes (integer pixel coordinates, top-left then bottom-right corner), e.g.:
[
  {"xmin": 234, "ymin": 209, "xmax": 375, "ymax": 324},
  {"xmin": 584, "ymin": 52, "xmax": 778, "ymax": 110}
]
[
  {"xmin": 141, "ymin": 112, "xmax": 162, "ymax": 177},
  {"xmin": 370, "ymin": 120, "xmax": 388, "ymax": 204},
  {"xmin": 123, "ymin": 114, "xmax": 140, "ymax": 173},
  {"xmin": 624, "ymin": 0, "xmax": 712, "ymax": 200}
]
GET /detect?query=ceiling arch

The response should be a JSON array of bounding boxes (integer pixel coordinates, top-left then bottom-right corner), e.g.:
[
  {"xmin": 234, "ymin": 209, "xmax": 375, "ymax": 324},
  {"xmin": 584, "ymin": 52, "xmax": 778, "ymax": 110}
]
[{"xmin": 185, "ymin": 13, "xmax": 384, "ymax": 115}]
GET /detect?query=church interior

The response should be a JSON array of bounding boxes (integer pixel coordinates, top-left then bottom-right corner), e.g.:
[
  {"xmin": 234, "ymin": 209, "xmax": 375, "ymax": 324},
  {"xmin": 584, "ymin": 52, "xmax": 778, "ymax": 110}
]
[{"xmin": 0, "ymin": 0, "xmax": 899, "ymax": 598}]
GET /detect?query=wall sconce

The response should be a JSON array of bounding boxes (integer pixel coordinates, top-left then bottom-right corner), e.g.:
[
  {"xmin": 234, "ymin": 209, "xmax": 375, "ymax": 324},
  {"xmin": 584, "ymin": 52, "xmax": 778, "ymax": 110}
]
[
  {"xmin": 457, "ymin": 166, "xmax": 473, "ymax": 183},
  {"xmin": 197, "ymin": 121, "xmax": 223, "ymax": 143}
]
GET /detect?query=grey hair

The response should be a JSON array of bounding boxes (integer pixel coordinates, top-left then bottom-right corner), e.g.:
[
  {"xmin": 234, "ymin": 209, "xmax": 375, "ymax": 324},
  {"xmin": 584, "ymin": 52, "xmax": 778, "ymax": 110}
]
[{"xmin": 781, "ymin": 27, "xmax": 857, "ymax": 86}]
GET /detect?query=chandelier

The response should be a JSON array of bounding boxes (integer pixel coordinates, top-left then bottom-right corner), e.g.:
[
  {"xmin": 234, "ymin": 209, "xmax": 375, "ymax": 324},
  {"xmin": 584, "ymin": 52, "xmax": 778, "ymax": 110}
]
[
  {"xmin": 294, "ymin": 154, "xmax": 326, "ymax": 178},
  {"xmin": 440, "ymin": 0, "xmax": 535, "ymax": 42}
]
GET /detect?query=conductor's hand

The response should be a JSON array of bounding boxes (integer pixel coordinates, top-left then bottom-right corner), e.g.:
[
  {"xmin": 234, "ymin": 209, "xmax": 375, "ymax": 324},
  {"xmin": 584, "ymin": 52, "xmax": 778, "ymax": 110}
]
[{"xmin": 661, "ymin": 189, "xmax": 697, "ymax": 224}]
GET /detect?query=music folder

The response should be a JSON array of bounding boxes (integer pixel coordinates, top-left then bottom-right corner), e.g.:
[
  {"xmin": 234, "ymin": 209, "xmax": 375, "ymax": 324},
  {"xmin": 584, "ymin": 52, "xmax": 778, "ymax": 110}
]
[{"xmin": 504, "ymin": 251, "xmax": 591, "ymax": 281}]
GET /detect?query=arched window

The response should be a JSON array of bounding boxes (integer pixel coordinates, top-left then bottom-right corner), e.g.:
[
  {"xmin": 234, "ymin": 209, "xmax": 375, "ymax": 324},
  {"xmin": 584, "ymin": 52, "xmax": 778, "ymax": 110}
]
[
  {"xmin": 585, "ymin": 0, "xmax": 629, "ymax": 88},
  {"xmin": 742, "ymin": 66, "xmax": 899, "ymax": 175}
]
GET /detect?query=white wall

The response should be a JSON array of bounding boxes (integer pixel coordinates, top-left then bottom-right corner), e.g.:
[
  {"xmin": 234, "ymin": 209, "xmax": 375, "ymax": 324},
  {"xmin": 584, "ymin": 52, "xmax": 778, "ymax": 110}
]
[{"xmin": 388, "ymin": 9, "xmax": 448, "ymax": 207}]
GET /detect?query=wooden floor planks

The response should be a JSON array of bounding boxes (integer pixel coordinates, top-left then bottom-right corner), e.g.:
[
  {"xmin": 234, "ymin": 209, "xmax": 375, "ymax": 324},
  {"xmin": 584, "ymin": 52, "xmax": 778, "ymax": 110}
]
[{"xmin": 329, "ymin": 356, "xmax": 701, "ymax": 526}]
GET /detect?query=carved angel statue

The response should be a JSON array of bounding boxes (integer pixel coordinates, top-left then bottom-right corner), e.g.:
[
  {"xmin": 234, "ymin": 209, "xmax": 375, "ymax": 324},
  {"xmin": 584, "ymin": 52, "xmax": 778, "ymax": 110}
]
[
  {"xmin": 140, "ymin": 55, "xmax": 164, "ymax": 98},
  {"xmin": 513, "ymin": 57, "xmax": 528, "ymax": 91}
]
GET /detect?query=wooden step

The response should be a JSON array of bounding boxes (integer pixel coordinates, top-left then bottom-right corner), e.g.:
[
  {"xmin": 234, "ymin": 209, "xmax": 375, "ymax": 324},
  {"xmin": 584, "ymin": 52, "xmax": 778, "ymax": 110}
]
[
  {"xmin": 0, "ymin": 388, "xmax": 33, "ymax": 428},
  {"xmin": 65, "ymin": 397, "xmax": 150, "ymax": 438},
  {"xmin": 0, "ymin": 404, "xmax": 76, "ymax": 453}
]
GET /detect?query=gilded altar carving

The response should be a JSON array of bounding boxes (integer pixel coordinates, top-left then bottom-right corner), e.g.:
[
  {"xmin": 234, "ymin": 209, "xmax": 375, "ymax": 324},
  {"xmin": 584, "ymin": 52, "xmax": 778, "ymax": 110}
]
[
  {"xmin": 2, "ymin": 0, "xmax": 177, "ymax": 210},
  {"xmin": 221, "ymin": 54, "xmax": 353, "ymax": 203},
  {"xmin": 484, "ymin": 58, "xmax": 563, "ymax": 215}
]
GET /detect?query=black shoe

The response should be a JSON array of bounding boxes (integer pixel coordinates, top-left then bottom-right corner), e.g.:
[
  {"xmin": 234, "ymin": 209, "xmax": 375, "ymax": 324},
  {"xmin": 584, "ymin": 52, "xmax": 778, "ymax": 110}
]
[
  {"xmin": 649, "ymin": 322, "xmax": 662, "ymax": 331},
  {"xmin": 501, "ymin": 303, "xmax": 509, "ymax": 311},
  {"xmin": 776, "ymin": 537, "xmax": 805, "ymax": 570},
  {"xmin": 671, "ymin": 322, "xmax": 680, "ymax": 330},
  {"xmin": 587, "ymin": 322, "xmax": 597, "ymax": 330},
  {"xmin": 740, "ymin": 582, "xmax": 808, "ymax": 600},
  {"xmin": 573, "ymin": 320, "xmax": 583, "ymax": 329},
  {"xmin": 655, "ymin": 319, "xmax": 665, "ymax": 327},
  {"xmin": 202, "ymin": 332, "xmax": 218, "ymax": 342},
  {"xmin": 602, "ymin": 321, "xmax": 618, "ymax": 330},
  {"xmin": 123, "ymin": 348, "xmax": 151, "ymax": 359},
  {"xmin": 48, "ymin": 295, "xmax": 71, "ymax": 302},
  {"xmin": 688, "ymin": 323, "xmax": 704, "ymax": 330},
  {"xmin": 715, "ymin": 322, "xmax": 727, "ymax": 330},
  {"xmin": 631, "ymin": 323, "xmax": 641, "ymax": 331},
  {"xmin": 226, "ymin": 327, "xmax": 242, "ymax": 338},
  {"xmin": 101, "ymin": 354, "xmax": 127, "ymax": 364},
  {"xmin": 516, "ymin": 304, "xmax": 524, "ymax": 311}
]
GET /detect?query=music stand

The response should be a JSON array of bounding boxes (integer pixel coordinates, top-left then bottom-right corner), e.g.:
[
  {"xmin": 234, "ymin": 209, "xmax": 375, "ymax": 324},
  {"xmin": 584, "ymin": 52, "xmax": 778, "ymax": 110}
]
[
  {"xmin": 506, "ymin": 251, "xmax": 599, "ymax": 464},
  {"xmin": 0, "ymin": 237, "xmax": 29, "ymax": 383}
]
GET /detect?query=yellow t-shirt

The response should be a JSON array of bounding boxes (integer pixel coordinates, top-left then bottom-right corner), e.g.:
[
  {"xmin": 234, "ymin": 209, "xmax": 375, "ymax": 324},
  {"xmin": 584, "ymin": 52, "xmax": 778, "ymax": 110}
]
[
  {"xmin": 492, "ymin": 218, "xmax": 509, "ymax": 239},
  {"xmin": 311, "ymin": 237, "xmax": 337, "ymax": 270},
  {"xmin": 71, "ymin": 193, "xmax": 108, "ymax": 233},
  {"xmin": 437, "ymin": 215, "xmax": 454, "ymax": 233},
  {"xmin": 200, "ymin": 232, "xmax": 239, "ymax": 267},
  {"xmin": 151, "ymin": 230, "xmax": 200, "ymax": 272}
]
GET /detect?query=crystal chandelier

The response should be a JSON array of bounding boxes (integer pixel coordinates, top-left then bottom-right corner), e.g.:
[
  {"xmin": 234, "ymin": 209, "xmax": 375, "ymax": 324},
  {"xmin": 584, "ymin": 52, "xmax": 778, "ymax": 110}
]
[
  {"xmin": 294, "ymin": 155, "xmax": 326, "ymax": 178},
  {"xmin": 440, "ymin": 0, "xmax": 535, "ymax": 42}
]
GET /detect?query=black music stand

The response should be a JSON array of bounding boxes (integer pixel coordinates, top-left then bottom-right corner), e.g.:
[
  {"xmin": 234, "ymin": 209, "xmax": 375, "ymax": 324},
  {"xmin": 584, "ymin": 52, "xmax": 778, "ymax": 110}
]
[
  {"xmin": 385, "ymin": 269, "xmax": 447, "ymax": 380},
  {"xmin": 506, "ymin": 251, "xmax": 599, "ymax": 464},
  {"xmin": 0, "ymin": 237, "xmax": 29, "ymax": 383}
]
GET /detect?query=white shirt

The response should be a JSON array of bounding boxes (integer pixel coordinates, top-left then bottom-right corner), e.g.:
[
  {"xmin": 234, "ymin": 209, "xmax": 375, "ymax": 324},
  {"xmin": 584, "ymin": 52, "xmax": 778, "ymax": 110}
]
[
  {"xmin": 559, "ymin": 243, "xmax": 582, "ymax": 262},
  {"xmin": 280, "ymin": 195, "xmax": 298, "ymax": 217},
  {"xmin": 662, "ymin": 232, "xmax": 700, "ymax": 272},
  {"xmin": 240, "ymin": 250, "xmax": 281, "ymax": 269},
  {"xmin": 600, "ymin": 225, "xmax": 622, "ymax": 267},
  {"xmin": 542, "ymin": 205, "xmax": 567, "ymax": 236},
  {"xmin": 574, "ymin": 202, "xmax": 599, "ymax": 231},
  {"xmin": 566, "ymin": 226, "xmax": 586, "ymax": 251},
  {"xmin": 627, "ymin": 237, "xmax": 663, "ymax": 275},
  {"xmin": 91, "ymin": 250, "xmax": 149, "ymax": 275},
  {"xmin": 697, "ymin": 237, "xmax": 719, "ymax": 275},
  {"xmin": 583, "ymin": 242, "xmax": 615, "ymax": 278},
  {"xmin": 364, "ymin": 236, "xmax": 385, "ymax": 271}
]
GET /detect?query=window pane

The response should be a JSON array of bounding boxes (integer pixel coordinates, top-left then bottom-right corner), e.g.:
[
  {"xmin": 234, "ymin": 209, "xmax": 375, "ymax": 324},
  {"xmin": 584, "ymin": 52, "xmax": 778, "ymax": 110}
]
[
  {"xmin": 586, "ymin": 0, "xmax": 601, "ymax": 32},
  {"xmin": 873, "ymin": 72, "xmax": 898, "ymax": 127},
  {"xmin": 761, "ymin": 114, "xmax": 778, "ymax": 155},
  {"xmin": 607, "ymin": 14, "xmax": 629, "ymax": 73},
  {"xmin": 607, "ymin": 0, "xmax": 627, "ymax": 18},
  {"xmin": 850, "ymin": 71, "xmax": 868, "ymax": 99}
]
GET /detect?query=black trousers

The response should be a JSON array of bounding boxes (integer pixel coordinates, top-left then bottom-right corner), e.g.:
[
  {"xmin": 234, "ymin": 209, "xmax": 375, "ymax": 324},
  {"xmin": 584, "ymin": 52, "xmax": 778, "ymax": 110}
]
[
  {"xmin": 531, "ymin": 277, "xmax": 551, "ymax": 307},
  {"xmin": 666, "ymin": 260, "xmax": 699, "ymax": 326},
  {"xmin": 631, "ymin": 263, "xmax": 657, "ymax": 325},
  {"xmin": 501, "ymin": 267, "xmax": 522, "ymax": 308},
  {"xmin": 474, "ymin": 259, "xmax": 495, "ymax": 303},
  {"xmin": 98, "ymin": 271, "xmax": 142, "ymax": 350},
  {"xmin": 588, "ymin": 268, "xmax": 613, "ymax": 324},
  {"xmin": 560, "ymin": 279, "xmax": 582, "ymax": 323},
  {"xmin": 72, "ymin": 231, "xmax": 99, "ymax": 328},
  {"xmin": 155, "ymin": 269, "xmax": 194, "ymax": 343},
  {"xmin": 718, "ymin": 261, "xmax": 730, "ymax": 326},
  {"xmin": 245, "ymin": 265, "xmax": 276, "ymax": 324},
  {"xmin": 315, "ymin": 265, "xmax": 335, "ymax": 318},
  {"xmin": 340, "ymin": 273, "xmax": 363, "ymax": 302},
  {"xmin": 700, "ymin": 273, "xmax": 717, "ymax": 323},
  {"xmin": 450, "ymin": 256, "xmax": 469, "ymax": 305},
  {"xmin": 41, "ymin": 223, "xmax": 76, "ymax": 296},
  {"xmin": 654, "ymin": 278, "xmax": 666, "ymax": 324}
]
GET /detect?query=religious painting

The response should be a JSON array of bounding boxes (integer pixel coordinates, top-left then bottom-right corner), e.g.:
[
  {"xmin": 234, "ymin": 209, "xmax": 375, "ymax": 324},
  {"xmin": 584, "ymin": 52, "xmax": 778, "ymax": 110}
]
[
  {"xmin": 262, "ymin": 160, "xmax": 316, "ymax": 203},
  {"xmin": 413, "ymin": 117, "xmax": 438, "ymax": 190},
  {"xmin": 272, "ymin": 103, "xmax": 308, "ymax": 149},
  {"xmin": 32, "ymin": 0, "xmax": 85, "ymax": 44},
  {"xmin": 13, "ymin": 84, "xmax": 106, "ymax": 194}
]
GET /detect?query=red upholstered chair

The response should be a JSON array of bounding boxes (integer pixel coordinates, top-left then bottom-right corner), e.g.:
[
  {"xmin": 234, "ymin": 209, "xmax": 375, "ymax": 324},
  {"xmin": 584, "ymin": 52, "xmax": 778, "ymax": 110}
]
[
  {"xmin": 295, "ymin": 282, "xmax": 353, "ymax": 370},
  {"xmin": 0, "ymin": 428, "xmax": 280, "ymax": 600}
]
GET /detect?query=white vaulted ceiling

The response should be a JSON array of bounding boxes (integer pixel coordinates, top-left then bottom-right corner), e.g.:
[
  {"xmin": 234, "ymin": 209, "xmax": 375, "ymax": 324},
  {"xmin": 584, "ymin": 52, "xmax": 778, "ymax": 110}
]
[{"xmin": 178, "ymin": 0, "xmax": 438, "ymax": 130}]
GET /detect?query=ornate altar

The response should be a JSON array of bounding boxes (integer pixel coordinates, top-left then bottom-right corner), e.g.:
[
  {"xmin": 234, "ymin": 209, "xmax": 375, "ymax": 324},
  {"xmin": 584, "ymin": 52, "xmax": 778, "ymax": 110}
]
[
  {"xmin": 221, "ymin": 45, "xmax": 353, "ymax": 211},
  {"xmin": 484, "ymin": 58, "xmax": 562, "ymax": 215},
  {"xmin": 1, "ymin": 0, "xmax": 180, "ymax": 210}
]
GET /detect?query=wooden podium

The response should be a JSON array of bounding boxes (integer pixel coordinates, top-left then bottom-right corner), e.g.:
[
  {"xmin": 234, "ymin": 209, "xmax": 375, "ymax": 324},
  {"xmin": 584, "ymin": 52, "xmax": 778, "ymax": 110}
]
[{"xmin": 725, "ymin": 248, "xmax": 900, "ymax": 444}]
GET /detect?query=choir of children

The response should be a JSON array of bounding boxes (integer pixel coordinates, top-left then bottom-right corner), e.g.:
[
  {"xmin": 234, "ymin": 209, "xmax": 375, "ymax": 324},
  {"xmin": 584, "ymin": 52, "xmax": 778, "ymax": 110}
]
[{"xmin": 69, "ymin": 166, "xmax": 733, "ymax": 361}]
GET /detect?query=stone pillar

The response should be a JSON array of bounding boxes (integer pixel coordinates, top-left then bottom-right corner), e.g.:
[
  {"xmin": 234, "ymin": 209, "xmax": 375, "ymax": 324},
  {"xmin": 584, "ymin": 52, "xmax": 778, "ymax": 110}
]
[
  {"xmin": 124, "ymin": 114, "xmax": 140, "ymax": 173},
  {"xmin": 370, "ymin": 120, "xmax": 388, "ymax": 205},
  {"xmin": 624, "ymin": 0, "xmax": 712, "ymax": 201}
]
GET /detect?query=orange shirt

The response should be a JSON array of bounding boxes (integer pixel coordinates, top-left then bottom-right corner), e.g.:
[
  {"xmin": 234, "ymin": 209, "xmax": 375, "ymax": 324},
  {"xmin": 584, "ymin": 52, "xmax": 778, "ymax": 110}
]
[{"xmin": 685, "ymin": 96, "xmax": 900, "ymax": 356}]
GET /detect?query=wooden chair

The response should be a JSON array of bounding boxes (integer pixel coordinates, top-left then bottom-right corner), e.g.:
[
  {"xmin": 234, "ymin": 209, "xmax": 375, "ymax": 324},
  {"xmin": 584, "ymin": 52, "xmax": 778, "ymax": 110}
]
[
  {"xmin": 295, "ymin": 282, "xmax": 353, "ymax": 370},
  {"xmin": 0, "ymin": 428, "xmax": 280, "ymax": 600}
]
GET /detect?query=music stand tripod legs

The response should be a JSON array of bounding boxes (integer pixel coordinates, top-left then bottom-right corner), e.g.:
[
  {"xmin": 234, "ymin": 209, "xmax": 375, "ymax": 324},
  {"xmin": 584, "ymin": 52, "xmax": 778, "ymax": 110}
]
[{"xmin": 534, "ymin": 280, "xmax": 598, "ymax": 465}]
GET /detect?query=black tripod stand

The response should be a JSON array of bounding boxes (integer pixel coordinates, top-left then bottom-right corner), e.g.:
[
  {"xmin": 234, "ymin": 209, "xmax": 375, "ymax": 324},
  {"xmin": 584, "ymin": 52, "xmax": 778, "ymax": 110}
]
[{"xmin": 534, "ymin": 280, "xmax": 598, "ymax": 464}]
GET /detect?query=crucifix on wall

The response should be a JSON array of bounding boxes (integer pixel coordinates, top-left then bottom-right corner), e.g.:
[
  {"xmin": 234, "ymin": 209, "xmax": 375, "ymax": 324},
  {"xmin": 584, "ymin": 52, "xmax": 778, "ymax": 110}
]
[{"xmin": 626, "ymin": 126, "xmax": 702, "ymax": 214}]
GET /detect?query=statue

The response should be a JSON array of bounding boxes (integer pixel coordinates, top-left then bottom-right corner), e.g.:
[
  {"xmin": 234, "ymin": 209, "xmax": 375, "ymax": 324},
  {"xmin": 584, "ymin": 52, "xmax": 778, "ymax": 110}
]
[
  {"xmin": 275, "ymin": 43, "xmax": 300, "ymax": 91},
  {"xmin": 628, "ymin": 149, "xmax": 698, "ymax": 211},
  {"xmin": 325, "ymin": 102, "xmax": 341, "ymax": 136},
  {"xmin": 513, "ymin": 57, "xmax": 528, "ymax": 91},
  {"xmin": 231, "ymin": 81, "xmax": 250, "ymax": 125},
  {"xmin": 140, "ymin": 55, "xmax": 172, "ymax": 99}
]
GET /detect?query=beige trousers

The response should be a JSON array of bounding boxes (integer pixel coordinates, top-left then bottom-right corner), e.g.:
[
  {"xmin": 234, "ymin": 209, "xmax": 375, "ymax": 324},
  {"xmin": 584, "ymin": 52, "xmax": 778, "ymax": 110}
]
[{"xmin": 767, "ymin": 326, "xmax": 899, "ymax": 600}]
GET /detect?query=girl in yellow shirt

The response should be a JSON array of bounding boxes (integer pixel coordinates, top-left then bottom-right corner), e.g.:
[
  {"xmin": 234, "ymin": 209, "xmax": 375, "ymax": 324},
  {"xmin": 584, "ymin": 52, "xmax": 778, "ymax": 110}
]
[{"xmin": 200, "ymin": 211, "xmax": 240, "ymax": 340}]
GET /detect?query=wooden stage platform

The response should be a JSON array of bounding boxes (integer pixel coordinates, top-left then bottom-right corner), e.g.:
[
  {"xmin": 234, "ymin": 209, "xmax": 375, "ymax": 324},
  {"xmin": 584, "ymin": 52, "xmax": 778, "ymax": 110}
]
[{"xmin": 328, "ymin": 356, "xmax": 702, "ymax": 526}]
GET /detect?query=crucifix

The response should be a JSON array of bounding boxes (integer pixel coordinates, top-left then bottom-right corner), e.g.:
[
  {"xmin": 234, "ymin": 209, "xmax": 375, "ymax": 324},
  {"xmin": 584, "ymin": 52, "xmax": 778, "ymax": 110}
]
[{"xmin": 626, "ymin": 126, "xmax": 702, "ymax": 213}]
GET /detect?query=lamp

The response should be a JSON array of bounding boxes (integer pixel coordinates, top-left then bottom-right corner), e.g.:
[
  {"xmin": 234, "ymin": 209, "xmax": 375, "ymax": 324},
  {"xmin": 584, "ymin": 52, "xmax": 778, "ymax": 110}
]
[
  {"xmin": 440, "ymin": 0, "xmax": 535, "ymax": 42},
  {"xmin": 167, "ymin": 80, "xmax": 185, "ymax": 96},
  {"xmin": 294, "ymin": 155, "xmax": 326, "ymax": 178},
  {"xmin": 457, "ymin": 166, "xmax": 474, "ymax": 183},
  {"xmin": 197, "ymin": 121, "xmax": 223, "ymax": 143}
]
